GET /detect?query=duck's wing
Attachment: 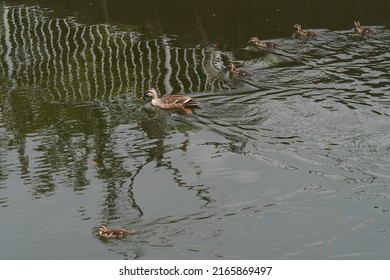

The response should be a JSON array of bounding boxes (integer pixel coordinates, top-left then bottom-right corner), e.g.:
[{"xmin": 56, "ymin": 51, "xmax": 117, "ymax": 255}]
[
  {"xmin": 304, "ymin": 30, "xmax": 317, "ymax": 37},
  {"xmin": 182, "ymin": 97, "xmax": 200, "ymax": 107},
  {"xmin": 115, "ymin": 229, "xmax": 135, "ymax": 236},
  {"xmin": 163, "ymin": 95, "xmax": 199, "ymax": 107},
  {"xmin": 265, "ymin": 41, "xmax": 279, "ymax": 48}
]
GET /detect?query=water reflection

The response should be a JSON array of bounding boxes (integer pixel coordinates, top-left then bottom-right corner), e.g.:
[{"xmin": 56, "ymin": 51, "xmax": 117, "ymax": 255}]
[
  {"xmin": 0, "ymin": 4, "xmax": 224, "ymax": 101},
  {"xmin": 1, "ymin": 1, "xmax": 390, "ymax": 259}
]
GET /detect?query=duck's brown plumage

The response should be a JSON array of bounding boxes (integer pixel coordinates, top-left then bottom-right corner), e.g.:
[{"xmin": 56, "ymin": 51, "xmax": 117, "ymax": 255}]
[
  {"xmin": 293, "ymin": 24, "xmax": 317, "ymax": 38},
  {"xmin": 98, "ymin": 224, "xmax": 135, "ymax": 239},
  {"xmin": 228, "ymin": 63, "xmax": 252, "ymax": 78},
  {"xmin": 248, "ymin": 37, "xmax": 279, "ymax": 49},
  {"xmin": 145, "ymin": 88, "xmax": 199, "ymax": 110},
  {"xmin": 354, "ymin": 21, "xmax": 374, "ymax": 36}
]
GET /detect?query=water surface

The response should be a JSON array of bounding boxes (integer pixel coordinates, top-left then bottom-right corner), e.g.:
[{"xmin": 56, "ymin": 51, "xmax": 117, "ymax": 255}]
[{"xmin": 1, "ymin": 0, "xmax": 390, "ymax": 259}]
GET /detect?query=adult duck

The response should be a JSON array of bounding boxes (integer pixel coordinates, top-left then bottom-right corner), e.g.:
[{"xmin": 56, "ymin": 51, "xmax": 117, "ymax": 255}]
[{"xmin": 144, "ymin": 88, "xmax": 199, "ymax": 110}]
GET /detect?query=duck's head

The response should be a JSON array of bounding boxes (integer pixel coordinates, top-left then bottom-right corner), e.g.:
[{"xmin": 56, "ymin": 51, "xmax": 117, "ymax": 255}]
[
  {"xmin": 98, "ymin": 224, "xmax": 108, "ymax": 234},
  {"xmin": 145, "ymin": 88, "xmax": 159, "ymax": 99}
]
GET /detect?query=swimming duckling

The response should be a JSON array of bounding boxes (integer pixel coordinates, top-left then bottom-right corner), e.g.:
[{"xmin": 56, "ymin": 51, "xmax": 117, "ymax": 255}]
[
  {"xmin": 248, "ymin": 36, "xmax": 279, "ymax": 49},
  {"xmin": 293, "ymin": 24, "xmax": 317, "ymax": 38},
  {"xmin": 98, "ymin": 224, "xmax": 135, "ymax": 239},
  {"xmin": 144, "ymin": 88, "xmax": 199, "ymax": 110},
  {"xmin": 228, "ymin": 63, "xmax": 252, "ymax": 78},
  {"xmin": 353, "ymin": 21, "xmax": 374, "ymax": 36}
]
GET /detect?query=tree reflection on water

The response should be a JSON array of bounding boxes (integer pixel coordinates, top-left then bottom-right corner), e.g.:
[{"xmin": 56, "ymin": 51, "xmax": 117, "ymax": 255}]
[{"xmin": 1, "ymin": 0, "xmax": 390, "ymax": 259}]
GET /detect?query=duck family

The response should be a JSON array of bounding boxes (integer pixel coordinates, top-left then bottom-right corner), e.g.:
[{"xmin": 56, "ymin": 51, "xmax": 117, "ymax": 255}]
[
  {"xmin": 99, "ymin": 19, "xmax": 378, "ymax": 240},
  {"xmin": 144, "ymin": 88, "xmax": 199, "ymax": 110},
  {"xmin": 142, "ymin": 20, "xmax": 375, "ymax": 113}
]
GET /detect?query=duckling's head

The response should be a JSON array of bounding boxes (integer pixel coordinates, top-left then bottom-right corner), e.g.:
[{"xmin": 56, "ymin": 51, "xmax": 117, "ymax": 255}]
[
  {"xmin": 293, "ymin": 23, "xmax": 301, "ymax": 30},
  {"xmin": 145, "ymin": 88, "xmax": 159, "ymax": 99},
  {"xmin": 98, "ymin": 224, "xmax": 108, "ymax": 234},
  {"xmin": 354, "ymin": 20, "xmax": 360, "ymax": 28},
  {"xmin": 248, "ymin": 37, "xmax": 260, "ymax": 44}
]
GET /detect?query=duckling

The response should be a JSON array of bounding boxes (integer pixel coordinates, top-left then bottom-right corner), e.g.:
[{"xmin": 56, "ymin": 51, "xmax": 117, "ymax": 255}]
[
  {"xmin": 293, "ymin": 24, "xmax": 317, "ymax": 38},
  {"xmin": 354, "ymin": 21, "xmax": 374, "ymax": 36},
  {"xmin": 98, "ymin": 224, "xmax": 135, "ymax": 239},
  {"xmin": 248, "ymin": 36, "xmax": 279, "ymax": 49},
  {"xmin": 228, "ymin": 63, "xmax": 252, "ymax": 78}
]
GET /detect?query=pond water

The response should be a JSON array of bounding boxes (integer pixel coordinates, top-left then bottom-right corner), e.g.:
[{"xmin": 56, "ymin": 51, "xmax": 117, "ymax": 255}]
[{"xmin": 1, "ymin": 0, "xmax": 390, "ymax": 259}]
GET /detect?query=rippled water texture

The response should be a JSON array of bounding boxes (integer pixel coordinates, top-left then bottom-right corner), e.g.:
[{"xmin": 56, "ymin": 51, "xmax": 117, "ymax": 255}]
[{"xmin": 1, "ymin": 1, "xmax": 390, "ymax": 259}]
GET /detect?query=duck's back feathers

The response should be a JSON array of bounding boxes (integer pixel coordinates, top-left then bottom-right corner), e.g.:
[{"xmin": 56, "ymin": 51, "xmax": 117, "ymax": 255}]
[
  {"xmin": 248, "ymin": 37, "xmax": 279, "ymax": 49},
  {"xmin": 228, "ymin": 63, "xmax": 252, "ymax": 78},
  {"xmin": 145, "ymin": 88, "xmax": 200, "ymax": 110},
  {"xmin": 157, "ymin": 95, "xmax": 199, "ymax": 109},
  {"xmin": 263, "ymin": 41, "xmax": 280, "ymax": 49}
]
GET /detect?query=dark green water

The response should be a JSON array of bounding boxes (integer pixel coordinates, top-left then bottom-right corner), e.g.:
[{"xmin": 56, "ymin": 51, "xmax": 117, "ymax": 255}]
[{"xmin": 1, "ymin": 0, "xmax": 390, "ymax": 259}]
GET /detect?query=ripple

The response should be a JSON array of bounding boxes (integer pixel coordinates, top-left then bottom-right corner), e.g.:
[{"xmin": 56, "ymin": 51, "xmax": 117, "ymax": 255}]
[
  {"xmin": 356, "ymin": 165, "xmax": 390, "ymax": 179},
  {"xmin": 308, "ymin": 170, "xmax": 374, "ymax": 185},
  {"xmin": 246, "ymin": 151, "xmax": 297, "ymax": 170},
  {"xmin": 303, "ymin": 184, "xmax": 322, "ymax": 191},
  {"xmin": 0, "ymin": 196, "xmax": 9, "ymax": 208}
]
